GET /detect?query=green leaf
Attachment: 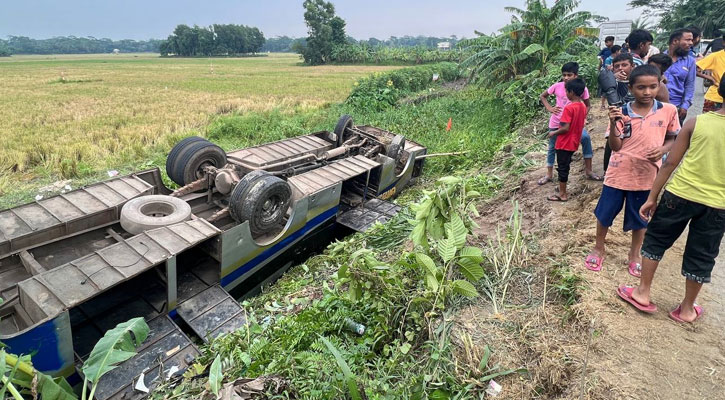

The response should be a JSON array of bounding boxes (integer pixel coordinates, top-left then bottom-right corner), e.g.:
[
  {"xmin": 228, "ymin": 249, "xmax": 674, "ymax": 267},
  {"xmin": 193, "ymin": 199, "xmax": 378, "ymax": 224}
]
[
  {"xmin": 415, "ymin": 253, "xmax": 438, "ymax": 276},
  {"xmin": 399, "ymin": 342, "xmax": 412, "ymax": 355},
  {"xmin": 451, "ymin": 280, "xmax": 478, "ymax": 297},
  {"xmin": 38, "ymin": 374, "xmax": 76, "ymax": 400},
  {"xmin": 459, "ymin": 246, "xmax": 484, "ymax": 263},
  {"xmin": 445, "ymin": 213, "xmax": 468, "ymax": 249},
  {"xmin": 458, "ymin": 258, "xmax": 485, "ymax": 282},
  {"xmin": 430, "ymin": 389, "xmax": 451, "ymax": 400},
  {"xmin": 348, "ymin": 282, "xmax": 362, "ymax": 300},
  {"xmin": 337, "ymin": 263, "xmax": 349, "ymax": 279},
  {"xmin": 209, "ymin": 355, "xmax": 222, "ymax": 396},
  {"xmin": 437, "ymin": 238, "xmax": 457, "ymax": 263},
  {"xmin": 81, "ymin": 317, "xmax": 149, "ymax": 384},
  {"xmin": 425, "ymin": 273, "xmax": 439, "ymax": 292},
  {"xmin": 415, "ymin": 198, "xmax": 433, "ymax": 220},
  {"xmin": 426, "ymin": 216, "xmax": 445, "ymax": 240},
  {"xmin": 479, "ymin": 345, "xmax": 492, "ymax": 371},
  {"xmin": 437, "ymin": 176, "xmax": 462, "ymax": 186},
  {"xmin": 320, "ymin": 337, "xmax": 362, "ymax": 400},
  {"xmin": 410, "ymin": 222, "xmax": 428, "ymax": 248}
]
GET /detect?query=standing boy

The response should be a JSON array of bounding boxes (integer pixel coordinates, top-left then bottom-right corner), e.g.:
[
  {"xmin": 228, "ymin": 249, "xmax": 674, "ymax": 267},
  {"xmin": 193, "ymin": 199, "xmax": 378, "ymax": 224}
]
[
  {"xmin": 600, "ymin": 45, "xmax": 623, "ymax": 109},
  {"xmin": 696, "ymin": 49, "xmax": 725, "ymax": 112},
  {"xmin": 599, "ymin": 36, "xmax": 615, "ymax": 69},
  {"xmin": 539, "ymin": 62, "xmax": 601, "ymax": 185},
  {"xmin": 664, "ymin": 29, "xmax": 696, "ymax": 123},
  {"xmin": 618, "ymin": 75, "xmax": 725, "ymax": 322},
  {"xmin": 546, "ymin": 78, "xmax": 588, "ymax": 202},
  {"xmin": 585, "ymin": 65, "xmax": 679, "ymax": 275}
]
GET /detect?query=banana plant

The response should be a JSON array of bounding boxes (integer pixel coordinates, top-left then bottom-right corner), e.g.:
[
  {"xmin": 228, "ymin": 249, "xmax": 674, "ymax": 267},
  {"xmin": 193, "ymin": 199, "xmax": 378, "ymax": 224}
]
[{"xmin": 81, "ymin": 317, "xmax": 149, "ymax": 400}]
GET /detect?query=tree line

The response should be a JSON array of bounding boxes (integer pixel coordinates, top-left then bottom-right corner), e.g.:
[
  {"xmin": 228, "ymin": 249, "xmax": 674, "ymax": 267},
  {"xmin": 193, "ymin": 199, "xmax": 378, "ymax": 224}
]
[
  {"xmin": 0, "ymin": 36, "xmax": 161, "ymax": 55},
  {"xmin": 160, "ymin": 24, "xmax": 265, "ymax": 56}
]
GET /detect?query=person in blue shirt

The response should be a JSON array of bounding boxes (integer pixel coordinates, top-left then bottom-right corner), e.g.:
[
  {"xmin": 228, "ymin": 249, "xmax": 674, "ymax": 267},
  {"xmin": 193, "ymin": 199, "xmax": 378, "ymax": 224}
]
[
  {"xmin": 664, "ymin": 29, "xmax": 696, "ymax": 123},
  {"xmin": 598, "ymin": 36, "xmax": 615, "ymax": 69}
]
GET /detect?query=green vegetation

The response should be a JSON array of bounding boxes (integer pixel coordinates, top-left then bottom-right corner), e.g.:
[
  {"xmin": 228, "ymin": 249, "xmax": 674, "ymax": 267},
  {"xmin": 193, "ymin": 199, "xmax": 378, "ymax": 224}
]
[
  {"xmin": 629, "ymin": 0, "xmax": 725, "ymax": 37},
  {"xmin": 159, "ymin": 24, "xmax": 265, "ymax": 56},
  {"xmin": 0, "ymin": 36, "xmax": 161, "ymax": 55},
  {"xmin": 460, "ymin": 0, "xmax": 600, "ymax": 123},
  {"xmin": 330, "ymin": 44, "xmax": 466, "ymax": 65},
  {"xmin": 154, "ymin": 175, "xmax": 528, "ymax": 399}
]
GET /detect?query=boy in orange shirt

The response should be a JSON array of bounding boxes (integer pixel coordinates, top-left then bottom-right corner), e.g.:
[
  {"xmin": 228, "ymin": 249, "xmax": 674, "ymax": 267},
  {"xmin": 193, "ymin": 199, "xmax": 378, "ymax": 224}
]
[
  {"xmin": 546, "ymin": 78, "xmax": 588, "ymax": 202},
  {"xmin": 585, "ymin": 65, "xmax": 679, "ymax": 274}
]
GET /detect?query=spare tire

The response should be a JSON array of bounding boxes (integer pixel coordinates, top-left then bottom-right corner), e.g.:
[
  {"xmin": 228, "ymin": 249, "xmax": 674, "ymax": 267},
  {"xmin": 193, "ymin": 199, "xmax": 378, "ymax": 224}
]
[
  {"xmin": 228, "ymin": 170, "xmax": 271, "ymax": 221},
  {"xmin": 166, "ymin": 136, "xmax": 206, "ymax": 185},
  {"xmin": 386, "ymin": 134, "xmax": 406, "ymax": 162},
  {"xmin": 230, "ymin": 175, "xmax": 291, "ymax": 236},
  {"xmin": 171, "ymin": 140, "xmax": 227, "ymax": 186},
  {"xmin": 334, "ymin": 115, "xmax": 354, "ymax": 147},
  {"xmin": 120, "ymin": 195, "xmax": 192, "ymax": 235}
]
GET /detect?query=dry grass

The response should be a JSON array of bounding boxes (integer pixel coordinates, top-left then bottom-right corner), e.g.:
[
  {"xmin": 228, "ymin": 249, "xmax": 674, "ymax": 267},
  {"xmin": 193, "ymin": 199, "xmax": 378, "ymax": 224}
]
[{"xmin": 0, "ymin": 53, "xmax": 398, "ymax": 196}]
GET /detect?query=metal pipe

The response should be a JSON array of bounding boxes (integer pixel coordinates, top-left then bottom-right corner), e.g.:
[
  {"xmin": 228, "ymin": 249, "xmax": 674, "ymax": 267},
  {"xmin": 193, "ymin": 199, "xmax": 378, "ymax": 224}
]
[{"xmin": 415, "ymin": 151, "xmax": 469, "ymax": 160}]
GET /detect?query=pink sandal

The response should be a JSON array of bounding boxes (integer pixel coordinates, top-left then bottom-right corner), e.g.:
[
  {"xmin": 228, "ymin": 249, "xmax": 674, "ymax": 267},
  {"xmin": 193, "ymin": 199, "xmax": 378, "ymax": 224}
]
[
  {"xmin": 669, "ymin": 304, "xmax": 704, "ymax": 323},
  {"xmin": 616, "ymin": 285, "xmax": 657, "ymax": 314},
  {"xmin": 628, "ymin": 262, "xmax": 642, "ymax": 278},
  {"xmin": 585, "ymin": 253, "xmax": 603, "ymax": 271}
]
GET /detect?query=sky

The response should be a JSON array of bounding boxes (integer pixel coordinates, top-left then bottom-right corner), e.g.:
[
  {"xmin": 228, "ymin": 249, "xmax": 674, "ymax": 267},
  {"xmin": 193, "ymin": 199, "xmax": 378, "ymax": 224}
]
[{"xmin": 0, "ymin": 0, "xmax": 646, "ymax": 41}]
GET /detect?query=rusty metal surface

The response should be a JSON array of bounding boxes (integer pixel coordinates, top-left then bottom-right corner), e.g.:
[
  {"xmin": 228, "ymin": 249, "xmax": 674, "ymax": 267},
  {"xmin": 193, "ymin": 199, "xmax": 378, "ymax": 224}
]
[
  {"xmin": 288, "ymin": 155, "xmax": 380, "ymax": 196},
  {"xmin": 16, "ymin": 219, "xmax": 220, "ymax": 324},
  {"xmin": 0, "ymin": 174, "xmax": 156, "ymax": 259},
  {"xmin": 226, "ymin": 134, "xmax": 333, "ymax": 169},
  {"xmin": 337, "ymin": 198, "xmax": 401, "ymax": 232},
  {"xmin": 176, "ymin": 285, "xmax": 246, "ymax": 342}
]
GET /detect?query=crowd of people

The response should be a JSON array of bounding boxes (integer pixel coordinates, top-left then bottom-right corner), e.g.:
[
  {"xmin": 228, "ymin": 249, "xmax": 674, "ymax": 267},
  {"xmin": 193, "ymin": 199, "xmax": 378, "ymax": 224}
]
[{"xmin": 537, "ymin": 26, "xmax": 725, "ymax": 324}]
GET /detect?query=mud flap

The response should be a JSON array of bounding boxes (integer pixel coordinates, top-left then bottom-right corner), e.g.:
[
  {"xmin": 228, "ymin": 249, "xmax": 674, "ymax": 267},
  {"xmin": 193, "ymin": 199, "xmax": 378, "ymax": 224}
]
[
  {"xmin": 92, "ymin": 315, "xmax": 199, "ymax": 400},
  {"xmin": 337, "ymin": 198, "xmax": 401, "ymax": 233},
  {"xmin": 176, "ymin": 285, "xmax": 247, "ymax": 342}
]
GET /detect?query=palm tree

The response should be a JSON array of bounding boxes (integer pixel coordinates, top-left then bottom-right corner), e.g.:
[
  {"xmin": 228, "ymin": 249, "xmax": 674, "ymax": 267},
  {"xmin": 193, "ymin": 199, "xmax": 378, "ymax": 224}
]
[{"xmin": 631, "ymin": 17, "xmax": 655, "ymax": 32}]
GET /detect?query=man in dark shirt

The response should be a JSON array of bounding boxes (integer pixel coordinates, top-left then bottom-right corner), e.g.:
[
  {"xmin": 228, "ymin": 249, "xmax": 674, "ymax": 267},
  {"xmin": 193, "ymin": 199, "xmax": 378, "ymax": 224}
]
[{"xmin": 704, "ymin": 30, "xmax": 724, "ymax": 55}]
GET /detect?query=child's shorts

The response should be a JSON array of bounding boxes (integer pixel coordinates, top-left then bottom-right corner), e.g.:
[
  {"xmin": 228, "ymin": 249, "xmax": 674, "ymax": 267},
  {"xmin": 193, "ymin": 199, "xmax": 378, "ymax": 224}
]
[
  {"xmin": 594, "ymin": 185, "xmax": 649, "ymax": 231},
  {"xmin": 641, "ymin": 191, "xmax": 725, "ymax": 283}
]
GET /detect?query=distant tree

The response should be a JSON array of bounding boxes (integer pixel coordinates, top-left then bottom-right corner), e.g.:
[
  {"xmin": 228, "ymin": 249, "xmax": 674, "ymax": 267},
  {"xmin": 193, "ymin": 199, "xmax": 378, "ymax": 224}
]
[
  {"xmin": 160, "ymin": 23, "xmax": 265, "ymax": 56},
  {"xmin": 3, "ymin": 35, "xmax": 160, "ymax": 54},
  {"xmin": 0, "ymin": 42, "xmax": 10, "ymax": 56},
  {"xmin": 298, "ymin": 0, "xmax": 346, "ymax": 64},
  {"xmin": 629, "ymin": 0, "xmax": 725, "ymax": 37}
]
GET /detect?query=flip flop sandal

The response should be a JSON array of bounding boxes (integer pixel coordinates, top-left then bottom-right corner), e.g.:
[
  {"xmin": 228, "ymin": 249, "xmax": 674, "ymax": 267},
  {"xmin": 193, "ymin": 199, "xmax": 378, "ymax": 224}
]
[
  {"xmin": 628, "ymin": 262, "xmax": 642, "ymax": 278},
  {"xmin": 584, "ymin": 253, "xmax": 603, "ymax": 271},
  {"xmin": 538, "ymin": 176, "xmax": 553, "ymax": 185},
  {"xmin": 547, "ymin": 195, "xmax": 568, "ymax": 202},
  {"xmin": 586, "ymin": 174, "xmax": 604, "ymax": 181},
  {"xmin": 616, "ymin": 285, "xmax": 657, "ymax": 314},
  {"xmin": 669, "ymin": 304, "xmax": 704, "ymax": 323}
]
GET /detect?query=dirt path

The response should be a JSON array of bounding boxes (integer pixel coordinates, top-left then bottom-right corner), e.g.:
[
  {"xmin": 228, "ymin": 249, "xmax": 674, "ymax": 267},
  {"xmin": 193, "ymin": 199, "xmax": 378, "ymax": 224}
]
[{"xmin": 473, "ymin": 98, "xmax": 724, "ymax": 398}]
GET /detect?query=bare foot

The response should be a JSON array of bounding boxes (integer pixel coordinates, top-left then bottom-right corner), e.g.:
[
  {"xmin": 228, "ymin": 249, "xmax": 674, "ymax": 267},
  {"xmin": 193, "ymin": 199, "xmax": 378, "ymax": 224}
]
[
  {"xmin": 631, "ymin": 286, "xmax": 651, "ymax": 306},
  {"xmin": 538, "ymin": 175, "xmax": 553, "ymax": 185},
  {"xmin": 677, "ymin": 305, "xmax": 700, "ymax": 322}
]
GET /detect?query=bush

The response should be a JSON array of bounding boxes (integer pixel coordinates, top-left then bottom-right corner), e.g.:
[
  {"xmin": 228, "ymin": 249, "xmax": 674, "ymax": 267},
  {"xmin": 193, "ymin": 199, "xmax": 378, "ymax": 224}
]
[{"xmin": 346, "ymin": 62, "xmax": 461, "ymax": 110}]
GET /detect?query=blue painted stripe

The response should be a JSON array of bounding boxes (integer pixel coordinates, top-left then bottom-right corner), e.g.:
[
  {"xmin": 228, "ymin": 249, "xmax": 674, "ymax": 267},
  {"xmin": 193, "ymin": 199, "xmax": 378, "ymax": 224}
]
[
  {"xmin": 3, "ymin": 317, "xmax": 68, "ymax": 374},
  {"xmin": 220, "ymin": 206, "xmax": 338, "ymax": 287}
]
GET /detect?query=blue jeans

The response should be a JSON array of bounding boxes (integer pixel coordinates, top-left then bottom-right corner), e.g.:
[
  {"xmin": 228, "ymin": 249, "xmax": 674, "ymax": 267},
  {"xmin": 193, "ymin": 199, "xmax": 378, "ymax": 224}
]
[{"xmin": 547, "ymin": 129, "xmax": 592, "ymax": 167}]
